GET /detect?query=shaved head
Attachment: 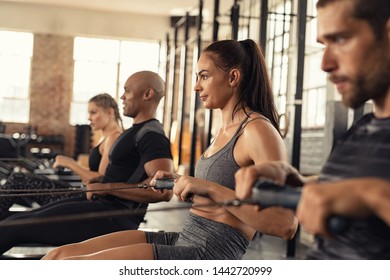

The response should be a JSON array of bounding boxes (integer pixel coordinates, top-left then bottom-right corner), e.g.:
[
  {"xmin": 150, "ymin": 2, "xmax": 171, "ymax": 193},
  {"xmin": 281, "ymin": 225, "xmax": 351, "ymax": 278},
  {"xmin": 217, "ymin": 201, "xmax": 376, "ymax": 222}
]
[
  {"xmin": 130, "ymin": 71, "xmax": 165, "ymax": 102},
  {"xmin": 121, "ymin": 71, "xmax": 166, "ymax": 122}
]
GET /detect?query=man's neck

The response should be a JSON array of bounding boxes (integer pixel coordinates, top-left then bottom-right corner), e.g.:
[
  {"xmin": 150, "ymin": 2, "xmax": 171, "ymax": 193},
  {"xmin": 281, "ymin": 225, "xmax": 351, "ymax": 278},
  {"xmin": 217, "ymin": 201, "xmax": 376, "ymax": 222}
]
[
  {"xmin": 133, "ymin": 114, "xmax": 156, "ymax": 124},
  {"xmin": 373, "ymin": 88, "xmax": 390, "ymax": 118}
]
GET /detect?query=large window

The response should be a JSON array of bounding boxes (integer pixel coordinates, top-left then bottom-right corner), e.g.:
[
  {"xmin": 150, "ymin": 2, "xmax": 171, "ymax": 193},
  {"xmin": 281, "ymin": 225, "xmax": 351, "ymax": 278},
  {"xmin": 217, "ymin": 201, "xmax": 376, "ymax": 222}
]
[
  {"xmin": 302, "ymin": 3, "xmax": 327, "ymax": 128},
  {"xmin": 0, "ymin": 31, "xmax": 33, "ymax": 123},
  {"xmin": 266, "ymin": 0, "xmax": 326, "ymax": 129},
  {"xmin": 71, "ymin": 37, "xmax": 163, "ymax": 128},
  {"xmin": 267, "ymin": 1, "xmax": 292, "ymax": 131}
]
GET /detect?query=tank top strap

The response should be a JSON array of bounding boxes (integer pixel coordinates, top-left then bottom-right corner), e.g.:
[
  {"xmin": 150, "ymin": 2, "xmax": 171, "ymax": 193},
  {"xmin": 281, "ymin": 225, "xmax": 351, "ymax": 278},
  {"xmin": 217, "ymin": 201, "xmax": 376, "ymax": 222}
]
[
  {"xmin": 231, "ymin": 111, "xmax": 255, "ymax": 139},
  {"xmin": 235, "ymin": 113, "xmax": 273, "ymax": 139}
]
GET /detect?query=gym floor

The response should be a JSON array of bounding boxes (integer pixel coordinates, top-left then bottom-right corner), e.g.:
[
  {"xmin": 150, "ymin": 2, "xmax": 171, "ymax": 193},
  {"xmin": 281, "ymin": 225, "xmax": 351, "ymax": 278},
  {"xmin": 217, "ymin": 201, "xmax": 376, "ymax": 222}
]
[{"xmin": 4, "ymin": 196, "xmax": 309, "ymax": 260}]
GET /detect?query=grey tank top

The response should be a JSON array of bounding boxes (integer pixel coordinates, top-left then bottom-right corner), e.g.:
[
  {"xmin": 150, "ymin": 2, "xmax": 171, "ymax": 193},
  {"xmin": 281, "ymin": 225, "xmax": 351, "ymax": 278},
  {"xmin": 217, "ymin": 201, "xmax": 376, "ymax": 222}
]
[{"xmin": 195, "ymin": 113, "xmax": 255, "ymax": 190}]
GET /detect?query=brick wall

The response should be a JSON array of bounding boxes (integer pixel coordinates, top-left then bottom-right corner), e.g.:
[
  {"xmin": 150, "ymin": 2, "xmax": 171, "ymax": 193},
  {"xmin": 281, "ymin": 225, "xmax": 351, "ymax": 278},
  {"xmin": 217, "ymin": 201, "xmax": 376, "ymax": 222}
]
[
  {"xmin": 300, "ymin": 130, "xmax": 328, "ymax": 175},
  {"xmin": 6, "ymin": 33, "xmax": 76, "ymax": 157},
  {"xmin": 283, "ymin": 128, "xmax": 329, "ymax": 176}
]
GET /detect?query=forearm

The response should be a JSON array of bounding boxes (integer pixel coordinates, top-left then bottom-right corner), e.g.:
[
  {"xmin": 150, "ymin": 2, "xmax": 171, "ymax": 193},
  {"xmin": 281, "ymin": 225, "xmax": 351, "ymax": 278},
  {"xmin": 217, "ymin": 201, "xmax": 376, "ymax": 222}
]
[
  {"xmin": 208, "ymin": 185, "xmax": 298, "ymax": 240},
  {"xmin": 65, "ymin": 162, "xmax": 100, "ymax": 182},
  {"xmin": 104, "ymin": 182, "xmax": 173, "ymax": 203},
  {"xmin": 227, "ymin": 203, "xmax": 297, "ymax": 240},
  {"xmin": 244, "ymin": 207, "xmax": 298, "ymax": 239},
  {"xmin": 362, "ymin": 179, "xmax": 390, "ymax": 226}
]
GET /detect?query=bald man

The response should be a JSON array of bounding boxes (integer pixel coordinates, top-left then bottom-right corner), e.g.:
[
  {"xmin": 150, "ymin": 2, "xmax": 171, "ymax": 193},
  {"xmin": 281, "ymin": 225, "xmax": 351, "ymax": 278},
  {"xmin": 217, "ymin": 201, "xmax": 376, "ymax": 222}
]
[{"xmin": 0, "ymin": 71, "xmax": 174, "ymax": 255}]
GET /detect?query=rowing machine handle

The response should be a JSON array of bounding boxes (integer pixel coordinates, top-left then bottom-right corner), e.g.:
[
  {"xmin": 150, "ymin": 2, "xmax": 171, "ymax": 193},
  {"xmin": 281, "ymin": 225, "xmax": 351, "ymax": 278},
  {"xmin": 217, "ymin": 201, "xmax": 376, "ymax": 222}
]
[
  {"xmin": 154, "ymin": 178, "xmax": 175, "ymax": 190},
  {"xmin": 252, "ymin": 179, "xmax": 350, "ymax": 235}
]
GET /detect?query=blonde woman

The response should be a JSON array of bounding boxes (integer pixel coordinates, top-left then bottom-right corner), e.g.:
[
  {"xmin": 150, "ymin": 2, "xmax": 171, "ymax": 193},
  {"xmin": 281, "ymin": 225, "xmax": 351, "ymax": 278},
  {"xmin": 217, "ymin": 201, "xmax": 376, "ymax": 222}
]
[{"xmin": 0, "ymin": 93, "xmax": 123, "ymax": 215}]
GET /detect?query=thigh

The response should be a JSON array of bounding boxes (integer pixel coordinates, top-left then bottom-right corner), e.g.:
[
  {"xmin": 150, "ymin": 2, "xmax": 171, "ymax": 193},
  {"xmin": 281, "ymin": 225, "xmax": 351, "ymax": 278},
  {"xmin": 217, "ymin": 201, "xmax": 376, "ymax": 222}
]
[
  {"xmin": 64, "ymin": 243, "xmax": 155, "ymax": 260},
  {"xmin": 153, "ymin": 244, "xmax": 204, "ymax": 260},
  {"xmin": 2, "ymin": 198, "xmax": 139, "ymax": 246},
  {"xmin": 43, "ymin": 229, "xmax": 147, "ymax": 259},
  {"xmin": 145, "ymin": 231, "xmax": 180, "ymax": 245}
]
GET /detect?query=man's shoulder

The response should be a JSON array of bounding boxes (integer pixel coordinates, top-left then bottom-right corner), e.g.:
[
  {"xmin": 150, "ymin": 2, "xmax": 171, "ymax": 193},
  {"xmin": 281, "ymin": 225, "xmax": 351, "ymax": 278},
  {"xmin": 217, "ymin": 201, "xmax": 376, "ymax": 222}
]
[{"xmin": 135, "ymin": 119, "xmax": 166, "ymax": 143}]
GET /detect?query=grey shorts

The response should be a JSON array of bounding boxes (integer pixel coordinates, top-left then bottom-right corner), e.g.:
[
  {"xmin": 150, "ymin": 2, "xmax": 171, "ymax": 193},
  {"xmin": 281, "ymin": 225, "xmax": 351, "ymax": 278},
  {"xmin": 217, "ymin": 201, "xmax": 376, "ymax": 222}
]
[{"xmin": 145, "ymin": 212, "xmax": 249, "ymax": 260}]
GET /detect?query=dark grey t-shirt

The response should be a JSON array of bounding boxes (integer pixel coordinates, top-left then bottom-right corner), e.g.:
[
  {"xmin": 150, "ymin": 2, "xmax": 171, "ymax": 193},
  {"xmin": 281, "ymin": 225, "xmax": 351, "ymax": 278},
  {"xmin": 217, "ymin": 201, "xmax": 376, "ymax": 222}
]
[{"xmin": 308, "ymin": 113, "xmax": 390, "ymax": 259}]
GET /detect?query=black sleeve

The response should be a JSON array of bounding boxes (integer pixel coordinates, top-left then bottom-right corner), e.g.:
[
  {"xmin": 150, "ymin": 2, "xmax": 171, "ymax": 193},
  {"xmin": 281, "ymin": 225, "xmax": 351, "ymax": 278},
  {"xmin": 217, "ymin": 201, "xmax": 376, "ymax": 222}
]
[{"xmin": 137, "ymin": 132, "xmax": 173, "ymax": 165}]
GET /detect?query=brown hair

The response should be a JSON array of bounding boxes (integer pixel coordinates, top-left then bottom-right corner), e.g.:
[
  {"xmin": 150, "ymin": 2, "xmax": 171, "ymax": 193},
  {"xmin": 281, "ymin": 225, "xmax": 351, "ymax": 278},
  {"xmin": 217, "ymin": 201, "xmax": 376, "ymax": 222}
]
[
  {"xmin": 203, "ymin": 39, "xmax": 280, "ymax": 132},
  {"xmin": 317, "ymin": 0, "xmax": 390, "ymax": 39},
  {"xmin": 89, "ymin": 93, "xmax": 123, "ymax": 130}
]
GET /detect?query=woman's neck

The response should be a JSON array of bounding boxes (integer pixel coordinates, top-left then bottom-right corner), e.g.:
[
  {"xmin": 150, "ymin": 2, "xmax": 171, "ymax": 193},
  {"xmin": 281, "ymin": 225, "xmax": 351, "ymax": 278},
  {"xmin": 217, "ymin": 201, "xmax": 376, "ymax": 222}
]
[
  {"xmin": 102, "ymin": 120, "xmax": 121, "ymax": 138},
  {"xmin": 220, "ymin": 107, "xmax": 251, "ymax": 130}
]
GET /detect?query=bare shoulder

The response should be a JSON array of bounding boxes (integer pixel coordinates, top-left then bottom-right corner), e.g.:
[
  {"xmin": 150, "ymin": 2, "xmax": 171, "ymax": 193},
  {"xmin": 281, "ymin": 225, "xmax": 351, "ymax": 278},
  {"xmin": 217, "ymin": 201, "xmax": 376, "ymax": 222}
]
[
  {"xmin": 243, "ymin": 113, "xmax": 280, "ymax": 139},
  {"xmin": 237, "ymin": 113, "xmax": 287, "ymax": 161}
]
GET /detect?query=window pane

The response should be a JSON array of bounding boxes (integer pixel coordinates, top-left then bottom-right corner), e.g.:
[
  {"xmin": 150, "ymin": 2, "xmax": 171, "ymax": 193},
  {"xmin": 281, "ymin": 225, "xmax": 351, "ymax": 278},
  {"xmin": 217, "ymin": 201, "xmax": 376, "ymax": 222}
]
[
  {"xmin": 74, "ymin": 37, "xmax": 120, "ymax": 62},
  {"xmin": 119, "ymin": 41, "xmax": 160, "ymax": 83},
  {"xmin": 0, "ymin": 31, "xmax": 33, "ymax": 56},
  {"xmin": 0, "ymin": 31, "xmax": 33, "ymax": 123},
  {"xmin": 72, "ymin": 37, "xmax": 161, "ymax": 127},
  {"xmin": 0, "ymin": 98, "xmax": 30, "ymax": 123},
  {"xmin": 73, "ymin": 61, "xmax": 118, "ymax": 102},
  {"xmin": 69, "ymin": 101, "xmax": 89, "ymax": 125},
  {"xmin": 119, "ymin": 41, "xmax": 161, "ymax": 128},
  {"xmin": 0, "ymin": 56, "xmax": 31, "ymax": 98},
  {"xmin": 72, "ymin": 37, "xmax": 120, "ymax": 125}
]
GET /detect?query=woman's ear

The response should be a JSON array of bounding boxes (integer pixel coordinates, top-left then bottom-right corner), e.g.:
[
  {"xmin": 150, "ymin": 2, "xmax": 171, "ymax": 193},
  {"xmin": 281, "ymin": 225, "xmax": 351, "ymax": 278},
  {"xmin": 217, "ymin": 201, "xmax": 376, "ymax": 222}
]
[
  {"xmin": 228, "ymin": 69, "xmax": 240, "ymax": 87},
  {"xmin": 107, "ymin": 107, "xmax": 115, "ymax": 117}
]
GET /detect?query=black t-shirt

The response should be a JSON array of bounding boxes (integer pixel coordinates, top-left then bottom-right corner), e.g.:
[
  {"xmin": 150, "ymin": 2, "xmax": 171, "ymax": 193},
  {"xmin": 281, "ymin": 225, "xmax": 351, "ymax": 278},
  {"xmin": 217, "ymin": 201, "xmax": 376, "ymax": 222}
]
[
  {"xmin": 102, "ymin": 119, "xmax": 172, "ymax": 184},
  {"xmin": 307, "ymin": 113, "xmax": 390, "ymax": 259}
]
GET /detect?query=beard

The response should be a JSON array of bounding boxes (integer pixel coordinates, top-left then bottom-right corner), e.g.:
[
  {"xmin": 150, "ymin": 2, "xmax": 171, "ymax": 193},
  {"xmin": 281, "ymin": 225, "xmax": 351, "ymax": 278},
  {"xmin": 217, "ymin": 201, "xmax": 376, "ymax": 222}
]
[{"xmin": 335, "ymin": 58, "xmax": 390, "ymax": 109}]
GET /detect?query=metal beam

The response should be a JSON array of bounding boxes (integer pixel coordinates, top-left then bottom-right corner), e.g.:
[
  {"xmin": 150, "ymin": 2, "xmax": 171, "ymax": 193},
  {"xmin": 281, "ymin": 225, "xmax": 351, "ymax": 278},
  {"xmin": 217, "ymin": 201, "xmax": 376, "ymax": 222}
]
[
  {"xmin": 189, "ymin": 0, "xmax": 204, "ymax": 176},
  {"xmin": 289, "ymin": 0, "xmax": 308, "ymax": 259},
  {"xmin": 259, "ymin": 0, "xmax": 268, "ymax": 53},
  {"xmin": 177, "ymin": 13, "xmax": 190, "ymax": 166}
]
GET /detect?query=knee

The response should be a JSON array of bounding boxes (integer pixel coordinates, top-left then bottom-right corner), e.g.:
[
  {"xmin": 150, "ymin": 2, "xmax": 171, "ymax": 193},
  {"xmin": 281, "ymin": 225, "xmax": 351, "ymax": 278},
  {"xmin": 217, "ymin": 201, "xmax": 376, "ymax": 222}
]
[{"xmin": 42, "ymin": 245, "xmax": 69, "ymax": 260}]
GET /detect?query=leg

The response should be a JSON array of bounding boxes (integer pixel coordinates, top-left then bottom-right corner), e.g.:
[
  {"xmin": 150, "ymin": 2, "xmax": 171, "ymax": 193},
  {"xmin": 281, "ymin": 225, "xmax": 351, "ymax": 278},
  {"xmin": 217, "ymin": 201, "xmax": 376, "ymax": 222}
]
[
  {"xmin": 43, "ymin": 229, "xmax": 147, "ymax": 260},
  {"xmin": 0, "ymin": 197, "xmax": 141, "ymax": 254},
  {"xmin": 63, "ymin": 243, "xmax": 155, "ymax": 260}
]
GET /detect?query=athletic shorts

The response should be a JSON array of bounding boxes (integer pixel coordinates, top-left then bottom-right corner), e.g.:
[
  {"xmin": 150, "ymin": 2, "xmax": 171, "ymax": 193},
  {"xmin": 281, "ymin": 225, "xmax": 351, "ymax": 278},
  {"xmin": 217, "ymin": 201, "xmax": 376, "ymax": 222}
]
[{"xmin": 145, "ymin": 212, "xmax": 249, "ymax": 260}]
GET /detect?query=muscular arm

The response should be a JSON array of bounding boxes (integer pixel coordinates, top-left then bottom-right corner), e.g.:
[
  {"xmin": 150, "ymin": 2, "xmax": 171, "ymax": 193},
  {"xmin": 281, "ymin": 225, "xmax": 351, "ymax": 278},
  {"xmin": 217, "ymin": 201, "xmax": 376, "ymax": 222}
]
[
  {"xmin": 364, "ymin": 180, "xmax": 390, "ymax": 226},
  {"xmin": 297, "ymin": 178, "xmax": 390, "ymax": 237},
  {"xmin": 228, "ymin": 119, "xmax": 298, "ymax": 239},
  {"xmin": 177, "ymin": 118, "xmax": 298, "ymax": 239},
  {"xmin": 207, "ymin": 184, "xmax": 298, "ymax": 240},
  {"xmin": 53, "ymin": 155, "xmax": 98, "ymax": 183},
  {"xmin": 87, "ymin": 158, "xmax": 174, "ymax": 203},
  {"xmin": 53, "ymin": 132, "xmax": 121, "ymax": 183}
]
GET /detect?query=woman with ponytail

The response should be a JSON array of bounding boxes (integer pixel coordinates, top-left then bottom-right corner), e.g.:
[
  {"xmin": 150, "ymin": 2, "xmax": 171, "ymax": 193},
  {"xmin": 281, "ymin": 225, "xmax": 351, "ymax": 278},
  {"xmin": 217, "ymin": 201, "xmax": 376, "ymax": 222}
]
[
  {"xmin": 53, "ymin": 93, "xmax": 123, "ymax": 182},
  {"xmin": 44, "ymin": 40, "xmax": 297, "ymax": 260},
  {"xmin": 0, "ymin": 93, "xmax": 123, "ymax": 216}
]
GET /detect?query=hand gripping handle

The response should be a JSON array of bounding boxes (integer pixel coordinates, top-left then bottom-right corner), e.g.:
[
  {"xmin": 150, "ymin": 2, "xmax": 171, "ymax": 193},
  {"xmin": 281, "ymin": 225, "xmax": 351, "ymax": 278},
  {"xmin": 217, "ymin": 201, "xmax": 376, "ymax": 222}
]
[
  {"xmin": 154, "ymin": 178, "xmax": 175, "ymax": 190},
  {"xmin": 252, "ymin": 180, "xmax": 350, "ymax": 234}
]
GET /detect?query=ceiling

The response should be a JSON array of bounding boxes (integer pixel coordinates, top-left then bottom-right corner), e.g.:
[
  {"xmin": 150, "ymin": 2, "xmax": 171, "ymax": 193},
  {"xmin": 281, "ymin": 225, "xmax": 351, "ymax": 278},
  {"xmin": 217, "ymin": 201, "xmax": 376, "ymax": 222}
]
[{"xmin": 0, "ymin": 0, "xmax": 232, "ymax": 17}]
